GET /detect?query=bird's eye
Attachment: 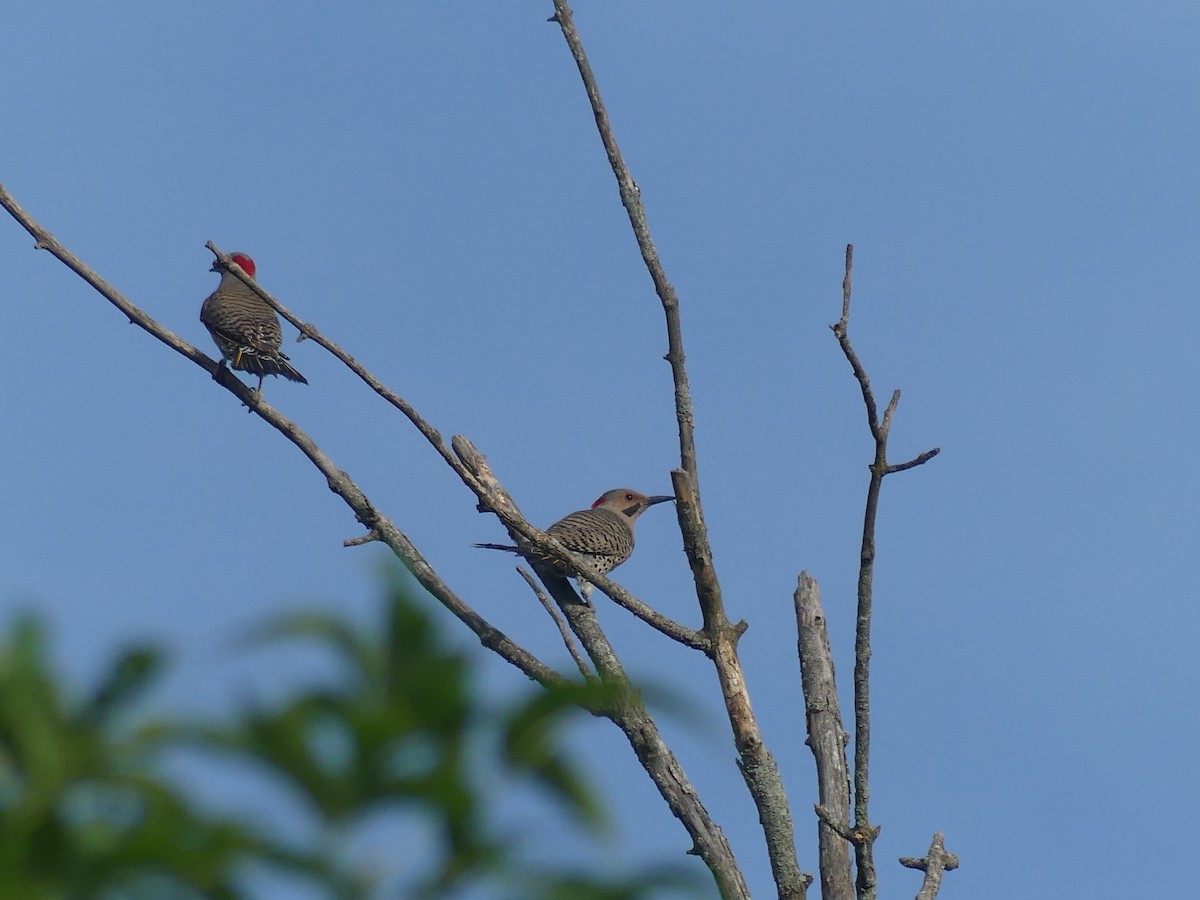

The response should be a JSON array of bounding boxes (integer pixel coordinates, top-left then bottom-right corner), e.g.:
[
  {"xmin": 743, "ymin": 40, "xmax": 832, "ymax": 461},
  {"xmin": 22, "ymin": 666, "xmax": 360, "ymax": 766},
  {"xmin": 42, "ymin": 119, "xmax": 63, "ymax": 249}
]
[{"xmin": 625, "ymin": 493, "xmax": 634, "ymax": 500}]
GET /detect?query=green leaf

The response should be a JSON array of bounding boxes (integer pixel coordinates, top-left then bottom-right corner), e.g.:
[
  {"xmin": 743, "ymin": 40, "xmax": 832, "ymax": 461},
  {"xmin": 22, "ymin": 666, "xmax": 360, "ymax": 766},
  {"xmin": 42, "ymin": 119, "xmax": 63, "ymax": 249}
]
[{"xmin": 78, "ymin": 646, "xmax": 165, "ymax": 730}]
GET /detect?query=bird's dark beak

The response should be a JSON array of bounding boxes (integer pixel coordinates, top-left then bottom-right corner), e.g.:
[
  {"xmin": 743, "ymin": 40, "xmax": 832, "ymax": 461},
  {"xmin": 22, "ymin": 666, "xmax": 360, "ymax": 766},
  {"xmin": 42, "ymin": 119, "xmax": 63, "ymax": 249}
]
[{"xmin": 645, "ymin": 495, "xmax": 675, "ymax": 507}]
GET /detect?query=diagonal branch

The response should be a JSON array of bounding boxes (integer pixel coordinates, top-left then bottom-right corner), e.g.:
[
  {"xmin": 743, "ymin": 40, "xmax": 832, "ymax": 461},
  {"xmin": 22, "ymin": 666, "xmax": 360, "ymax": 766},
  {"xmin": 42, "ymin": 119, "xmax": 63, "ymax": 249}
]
[
  {"xmin": 548, "ymin": 5, "xmax": 808, "ymax": 896},
  {"xmin": 834, "ymin": 245, "xmax": 880, "ymax": 433},
  {"xmin": 885, "ymin": 450, "xmax": 941, "ymax": 475},
  {"xmin": 479, "ymin": 482, "xmax": 749, "ymax": 900},
  {"xmin": 1, "ymin": 186, "xmax": 223, "ymax": 380},
  {"xmin": 1, "ymin": 183, "xmax": 699, "ymax": 702},
  {"xmin": 548, "ymin": 2, "xmax": 700, "ymax": 491},
  {"xmin": 206, "ymin": 243, "xmax": 481, "ymax": 489},
  {"xmin": 549, "ymin": 577, "xmax": 751, "ymax": 900},
  {"xmin": 829, "ymin": 244, "xmax": 940, "ymax": 900},
  {"xmin": 518, "ymin": 566, "xmax": 594, "ymax": 681},
  {"xmin": 2, "ymin": 181, "xmax": 755, "ymax": 900},
  {"xmin": 0, "ymin": 182, "xmax": 560, "ymax": 693},
  {"xmin": 672, "ymin": 469, "xmax": 808, "ymax": 899},
  {"xmin": 204, "ymin": 244, "xmax": 708, "ymax": 653},
  {"xmin": 453, "ymin": 436, "xmax": 709, "ymax": 653}
]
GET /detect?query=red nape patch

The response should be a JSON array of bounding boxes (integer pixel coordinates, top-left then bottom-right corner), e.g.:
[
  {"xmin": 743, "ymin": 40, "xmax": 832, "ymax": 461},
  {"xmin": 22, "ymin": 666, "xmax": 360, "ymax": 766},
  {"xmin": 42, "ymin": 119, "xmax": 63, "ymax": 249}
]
[
  {"xmin": 228, "ymin": 252, "xmax": 256, "ymax": 278},
  {"xmin": 591, "ymin": 495, "xmax": 605, "ymax": 508}
]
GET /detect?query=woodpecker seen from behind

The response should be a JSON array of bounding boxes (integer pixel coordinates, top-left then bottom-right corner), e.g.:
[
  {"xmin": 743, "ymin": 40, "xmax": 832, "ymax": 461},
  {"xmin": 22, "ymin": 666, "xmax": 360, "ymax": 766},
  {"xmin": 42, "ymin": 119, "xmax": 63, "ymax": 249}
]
[
  {"xmin": 475, "ymin": 488, "xmax": 675, "ymax": 602},
  {"xmin": 200, "ymin": 251, "xmax": 307, "ymax": 392}
]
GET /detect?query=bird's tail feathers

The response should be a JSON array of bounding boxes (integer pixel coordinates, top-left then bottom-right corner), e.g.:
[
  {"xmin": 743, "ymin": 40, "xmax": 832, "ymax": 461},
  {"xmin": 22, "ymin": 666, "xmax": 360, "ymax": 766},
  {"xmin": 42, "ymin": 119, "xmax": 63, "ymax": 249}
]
[
  {"xmin": 232, "ymin": 348, "xmax": 308, "ymax": 384},
  {"xmin": 271, "ymin": 357, "xmax": 308, "ymax": 384},
  {"xmin": 473, "ymin": 542, "xmax": 522, "ymax": 554}
]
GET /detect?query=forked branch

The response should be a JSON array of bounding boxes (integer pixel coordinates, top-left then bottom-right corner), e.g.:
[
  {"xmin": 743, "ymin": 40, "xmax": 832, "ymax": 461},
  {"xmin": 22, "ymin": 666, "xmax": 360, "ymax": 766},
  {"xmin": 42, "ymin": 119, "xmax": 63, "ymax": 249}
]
[
  {"xmin": 899, "ymin": 833, "xmax": 959, "ymax": 900},
  {"xmin": 830, "ymin": 244, "xmax": 941, "ymax": 900}
]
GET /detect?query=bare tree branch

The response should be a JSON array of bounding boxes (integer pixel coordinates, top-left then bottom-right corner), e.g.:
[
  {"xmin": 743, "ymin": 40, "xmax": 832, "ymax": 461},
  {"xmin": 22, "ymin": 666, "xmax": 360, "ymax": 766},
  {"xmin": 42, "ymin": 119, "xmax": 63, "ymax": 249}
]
[
  {"xmin": 518, "ymin": 566, "xmax": 594, "ymax": 681},
  {"xmin": 547, "ymin": 4, "xmax": 809, "ymax": 894},
  {"xmin": 6, "ymin": 189, "xmax": 745, "ymax": 894},
  {"xmin": 900, "ymin": 833, "xmax": 958, "ymax": 900},
  {"xmin": 543, "ymin": 558, "xmax": 750, "ymax": 900},
  {"xmin": 2, "ymin": 182, "xmax": 755, "ymax": 898},
  {"xmin": 0, "ymin": 187, "xmax": 223, "ymax": 378},
  {"xmin": 205, "ymin": 243, "xmax": 484, "ymax": 489},
  {"xmin": 670, "ymin": 469, "xmax": 744, "ymax": 639},
  {"xmin": 834, "ymin": 245, "xmax": 879, "ymax": 433},
  {"xmin": 795, "ymin": 573, "xmax": 854, "ymax": 900},
  {"xmin": 837, "ymin": 244, "xmax": 882, "ymax": 899},
  {"xmin": 452, "ymin": 436, "xmax": 749, "ymax": 897},
  {"xmin": 203, "ymin": 243, "xmax": 710, "ymax": 656},
  {"xmin": 814, "ymin": 805, "xmax": 856, "ymax": 842},
  {"xmin": 885, "ymin": 450, "xmax": 940, "ymax": 475},
  {"xmin": 674, "ymin": 471, "xmax": 809, "ymax": 899},
  {"xmin": 0, "ymin": 182, "xmax": 562, "ymax": 694},
  {"xmin": 517, "ymin": 518, "xmax": 751, "ymax": 898},
  {"xmin": 547, "ymin": 2, "xmax": 700, "ymax": 491},
  {"xmin": 3, "ymin": 4, "xmax": 956, "ymax": 889},
  {"xmin": 453, "ymin": 436, "xmax": 710, "ymax": 652},
  {"xmin": 830, "ymin": 244, "xmax": 941, "ymax": 900}
]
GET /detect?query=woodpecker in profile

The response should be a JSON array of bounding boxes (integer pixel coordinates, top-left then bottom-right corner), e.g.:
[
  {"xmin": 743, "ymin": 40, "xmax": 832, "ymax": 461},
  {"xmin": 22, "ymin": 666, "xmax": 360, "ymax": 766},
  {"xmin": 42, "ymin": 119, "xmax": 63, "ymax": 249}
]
[
  {"xmin": 476, "ymin": 488, "xmax": 674, "ymax": 601},
  {"xmin": 200, "ymin": 251, "xmax": 306, "ymax": 392}
]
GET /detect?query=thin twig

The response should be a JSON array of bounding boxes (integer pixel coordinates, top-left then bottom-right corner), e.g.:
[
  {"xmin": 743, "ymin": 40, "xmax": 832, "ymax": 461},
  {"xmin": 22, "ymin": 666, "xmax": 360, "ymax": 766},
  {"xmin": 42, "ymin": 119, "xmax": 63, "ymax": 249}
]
[
  {"xmin": 834, "ymin": 245, "xmax": 879, "ymax": 433},
  {"xmin": 885, "ymin": 449, "xmax": 941, "ymax": 475},
  {"xmin": 829, "ymin": 244, "xmax": 940, "ymax": 900},
  {"xmin": 899, "ymin": 833, "xmax": 958, "ymax": 900},
  {"xmin": 838, "ymin": 244, "xmax": 881, "ymax": 899},
  {"xmin": 814, "ymin": 805, "xmax": 856, "ymax": 843},
  {"xmin": 519, "ymin": 566, "xmax": 593, "ymax": 680},
  {"xmin": 548, "ymin": 2, "xmax": 699, "ymax": 491}
]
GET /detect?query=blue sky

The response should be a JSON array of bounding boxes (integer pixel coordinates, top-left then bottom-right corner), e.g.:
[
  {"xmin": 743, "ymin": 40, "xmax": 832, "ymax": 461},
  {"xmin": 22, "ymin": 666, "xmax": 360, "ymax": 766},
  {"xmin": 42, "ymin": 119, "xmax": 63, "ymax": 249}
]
[{"xmin": 4, "ymin": 2, "xmax": 1199, "ymax": 897}]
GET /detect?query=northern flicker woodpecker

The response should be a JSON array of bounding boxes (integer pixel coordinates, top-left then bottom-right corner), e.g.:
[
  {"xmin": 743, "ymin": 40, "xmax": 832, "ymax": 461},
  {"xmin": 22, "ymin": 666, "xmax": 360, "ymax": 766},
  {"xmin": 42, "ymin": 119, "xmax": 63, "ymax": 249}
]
[
  {"xmin": 475, "ymin": 488, "xmax": 675, "ymax": 602},
  {"xmin": 200, "ymin": 252, "xmax": 307, "ymax": 391}
]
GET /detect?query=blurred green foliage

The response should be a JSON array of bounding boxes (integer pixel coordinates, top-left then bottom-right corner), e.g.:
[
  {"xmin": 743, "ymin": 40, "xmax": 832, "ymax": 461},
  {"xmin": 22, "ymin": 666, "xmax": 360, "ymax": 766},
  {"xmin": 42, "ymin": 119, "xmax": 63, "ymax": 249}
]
[
  {"xmin": 0, "ymin": 577, "xmax": 700, "ymax": 898},
  {"xmin": 0, "ymin": 614, "xmax": 336, "ymax": 899}
]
